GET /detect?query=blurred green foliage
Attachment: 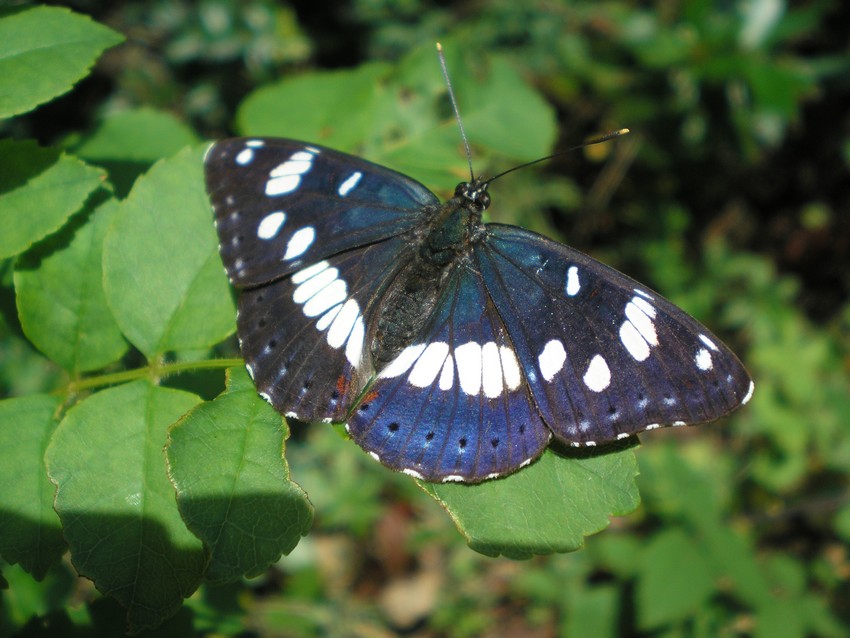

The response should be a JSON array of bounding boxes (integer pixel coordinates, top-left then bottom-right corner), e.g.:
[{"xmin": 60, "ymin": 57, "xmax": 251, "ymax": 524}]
[{"xmin": 2, "ymin": 0, "xmax": 850, "ymax": 636}]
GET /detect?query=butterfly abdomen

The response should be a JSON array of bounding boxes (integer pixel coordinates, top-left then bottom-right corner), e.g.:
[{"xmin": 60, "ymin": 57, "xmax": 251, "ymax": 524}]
[
  {"xmin": 372, "ymin": 257, "xmax": 452, "ymax": 369},
  {"xmin": 370, "ymin": 199, "xmax": 479, "ymax": 369}
]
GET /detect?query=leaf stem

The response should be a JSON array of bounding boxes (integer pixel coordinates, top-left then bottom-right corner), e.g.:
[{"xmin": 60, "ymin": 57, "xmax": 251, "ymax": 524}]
[{"xmin": 62, "ymin": 358, "xmax": 244, "ymax": 395}]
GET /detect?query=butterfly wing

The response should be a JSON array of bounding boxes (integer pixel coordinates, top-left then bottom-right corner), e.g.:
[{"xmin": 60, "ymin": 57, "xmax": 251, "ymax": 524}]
[
  {"xmin": 205, "ymin": 137, "xmax": 438, "ymax": 422},
  {"xmin": 237, "ymin": 236, "xmax": 417, "ymax": 423},
  {"xmin": 345, "ymin": 261, "xmax": 552, "ymax": 483},
  {"xmin": 475, "ymin": 224, "xmax": 754, "ymax": 446},
  {"xmin": 205, "ymin": 138, "xmax": 439, "ymax": 287}
]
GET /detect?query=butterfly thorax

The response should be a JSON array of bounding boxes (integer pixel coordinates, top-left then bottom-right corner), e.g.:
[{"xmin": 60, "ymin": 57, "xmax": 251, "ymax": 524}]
[{"xmin": 370, "ymin": 181, "xmax": 489, "ymax": 369}]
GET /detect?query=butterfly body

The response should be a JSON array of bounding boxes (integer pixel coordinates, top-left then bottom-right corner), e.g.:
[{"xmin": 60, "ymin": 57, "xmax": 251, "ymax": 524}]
[{"xmin": 205, "ymin": 137, "xmax": 753, "ymax": 483}]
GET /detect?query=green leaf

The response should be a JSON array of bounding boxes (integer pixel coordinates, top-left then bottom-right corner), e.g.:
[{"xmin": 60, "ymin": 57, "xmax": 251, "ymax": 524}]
[
  {"xmin": 0, "ymin": 6, "xmax": 124, "ymax": 118},
  {"xmin": 167, "ymin": 367, "xmax": 313, "ymax": 584},
  {"xmin": 102, "ymin": 146, "xmax": 236, "ymax": 359},
  {"xmin": 422, "ymin": 447, "xmax": 639, "ymax": 558},
  {"xmin": 636, "ymin": 528, "xmax": 716, "ymax": 629},
  {"xmin": 45, "ymin": 382, "xmax": 205, "ymax": 633},
  {"xmin": 0, "ymin": 395, "xmax": 66, "ymax": 580},
  {"xmin": 237, "ymin": 62, "xmax": 392, "ymax": 152},
  {"xmin": 74, "ymin": 108, "xmax": 200, "ymax": 164},
  {"xmin": 0, "ymin": 140, "xmax": 105, "ymax": 260},
  {"xmin": 72, "ymin": 108, "xmax": 201, "ymax": 198},
  {"xmin": 15, "ymin": 199, "xmax": 128, "ymax": 373}
]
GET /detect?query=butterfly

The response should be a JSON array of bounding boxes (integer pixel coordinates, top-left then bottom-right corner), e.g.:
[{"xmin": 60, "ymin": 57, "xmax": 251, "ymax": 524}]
[{"xmin": 204, "ymin": 136, "xmax": 754, "ymax": 483}]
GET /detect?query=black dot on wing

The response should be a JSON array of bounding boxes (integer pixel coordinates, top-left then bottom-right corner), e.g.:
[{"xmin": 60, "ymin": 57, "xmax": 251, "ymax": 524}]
[
  {"xmin": 255, "ymin": 294, "xmax": 264, "ymax": 303},
  {"xmin": 518, "ymin": 424, "xmax": 526, "ymax": 435},
  {"xmin": 358, "ymin": 403, "xmax": 370, "ymax": 412},
  {"xmin": 425, "ymin": 431, "xmax": 434, "ymax": 441},
  {"xmin": 458, "ymin": 437, "xmax": 467, "ymax": 449},
  {"xmin": 491, "ymin": 437, "xmax": 499, "ymax": 448},
  {"xmin": 387, "ymin": 422, "xmax": 399, "ymax": 433},
  {"xmin": 258, "ymin": 318, "xmax": 267, "ymax": 328},
  {"xmin": 268, "ymin": 339, "xmax": 277, "ymax": 349},
  {"xmin": 301, "ymin": 380, "xmax": 311, "ymax": 391}
]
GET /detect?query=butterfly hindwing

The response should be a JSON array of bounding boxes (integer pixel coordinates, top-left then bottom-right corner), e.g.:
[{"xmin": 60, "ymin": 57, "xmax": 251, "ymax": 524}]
[
  {"xmin": 205, "ymin": 138, "xmax": 438, "ymax": 287},
  {"xmin": 345, "ymin": 262, "xmax": 551, "ymax": 482},
  {"xmin": 238, "ymin": 236, "xmax": 412, "ymax": 423},
  {"xmin": 476, "ymin": 224, "xmax": 754, "ymax": 446}
]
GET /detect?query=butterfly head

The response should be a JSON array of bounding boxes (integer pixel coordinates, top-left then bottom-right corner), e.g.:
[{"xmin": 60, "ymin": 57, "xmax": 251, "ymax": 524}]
[{"xmin": 455, "ymin": 177, "xmax": 491, "ymax": 213}]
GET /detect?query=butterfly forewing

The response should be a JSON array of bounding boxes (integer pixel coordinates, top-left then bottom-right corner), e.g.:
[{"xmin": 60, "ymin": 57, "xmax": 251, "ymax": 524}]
[
  {"xmin": 205, "ymin": 138, "xmax": 438, "ymax": 286},
  {"xmin": 345, "ymin": 262, "xmax": 551, "ymax": 482},
  {"xmin": 476, "ymin": 224, "xmax": 754, "ymax": 446}
]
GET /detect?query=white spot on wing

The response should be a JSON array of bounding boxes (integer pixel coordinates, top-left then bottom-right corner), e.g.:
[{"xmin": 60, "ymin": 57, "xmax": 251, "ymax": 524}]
[
  {"xmin": 236, "ymin": 148, "xmax": 254, "ymax": 165},
  {"xmin": 625, "ymin": 300, "xmax": 658, "ymax": 345},
  {"xmin": 481, "ymin": 341, "xmax": 503, "ymax": 398},
  {"xmin": 454, "ymin": 341, "xmax": 483, "ymax": 396},
  {"xmin": 442, "ymin": 475, "xmax": 465, "ymax": 483},
  {"xmin": 630, "ymin": 295, "xmax": 657, "ymax": 318},
  {"xmin": 439, "ymin": 354, "xmax": 454, "ymax": 390},
  {"xmin": 338, "ymin": 171, "xmax": 363, "ymax": 196},
  {"xmin": 303, "ymin": 278, "xmax": 347, "ymax": 317},
  {"xmin": 538, "ymin": 339, "xmax": 567, "ymax": 381},
  {"xmin": 583, "ymin": 354, "xmax": 611, "ymax": 392},
  {"xmin": 246, "ymin": 140, "xmax": 264, "ymax": 147},
  {"xmin": 326, "ymin": 298, "xmax": 360, "ymax": 348},
  {"xmin": 402, "ymin": 468, "xmax": 424, "ymax": 479},
  {"xmin": 499, "ymin": 345, "xmax": 521, "ymax": 390},
  {"xmin": 380, "ymin": 344, "xmax": 427, "ymax": 379},
  {"xmin": 695, "ymin": 347, "xmax": 713, "ymax": 371},
  {"xmin": 620, "ymin": 320, "xmax": 650, "ymax": 361},
  {"xmin": 283, "ymin": 226, "xmax": 315, "ymax": 260},
  {"xmin": 566, "ymin": 266, "xmax": 581, "ymax": 296},
  {"xmin": 699, "ymin": 334, "xmax": 719, "ymax": 351},
  {"xmin": 245, "ymin": 363, "xmax": 254, "ymax": 380},
  {"xmin": 316, "ymin": 304, "xmax": 341, "ymax": 331},
  {"xmin": 292, "ymin": 266, "xmax": 338, "ymax": 303},
  {"xmin": 266, "ymin": 150, "xmax": 315, "ymax": 195},
  {"xmin": 742, "ymin": 380, "xmax": 755, "ymax": 405},
  {"xmin": 291, "ymin": 260, "xmax": 329, "ymax": 284},
  {"xmin": 408, "ymin": 342, "xmax": 450, "ymax": 388},
  {"xmin": 345, "ymin": 316, "xmax": 365, "ymax": 366},
  {"xmin": 634, "ymin": 288, "xmax": 654, "ymax": 300},
  {"xmin": 257, "ymin": 211, "xmax": 286, "ymax": 239}
]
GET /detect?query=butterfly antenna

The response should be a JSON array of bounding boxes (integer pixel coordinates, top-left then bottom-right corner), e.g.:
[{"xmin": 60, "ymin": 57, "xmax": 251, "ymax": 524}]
[
  {"xmin": 437, "ymin": 43, "xmax": 476, "ymax": 182},
  {"xmin": 484, "ymin": 128, "xmax": 631, "ymax": 186}
]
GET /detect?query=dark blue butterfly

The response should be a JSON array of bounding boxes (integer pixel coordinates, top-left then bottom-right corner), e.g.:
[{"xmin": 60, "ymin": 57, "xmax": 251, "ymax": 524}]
[{"xmin": 204, "ymin": 137, "xmax": 753, "ymax": 483}]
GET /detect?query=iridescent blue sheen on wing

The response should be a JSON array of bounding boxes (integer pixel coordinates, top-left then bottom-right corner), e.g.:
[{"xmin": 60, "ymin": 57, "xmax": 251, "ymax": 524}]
[{"xmin": 344, "ymin": 262, "xmax": 551, "ymax": 482}]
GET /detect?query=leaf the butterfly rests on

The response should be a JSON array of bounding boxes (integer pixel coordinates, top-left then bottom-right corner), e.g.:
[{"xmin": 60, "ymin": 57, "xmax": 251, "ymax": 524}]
[{"xmin": 204, "ymin": 137, "xmax": 754, "ymax": 484}]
